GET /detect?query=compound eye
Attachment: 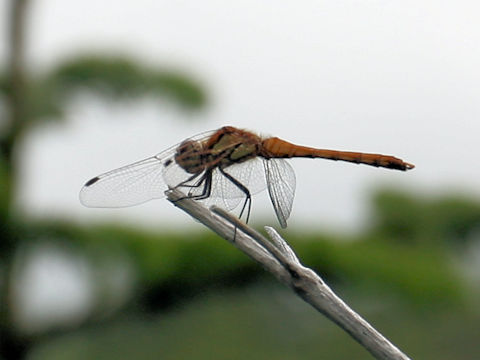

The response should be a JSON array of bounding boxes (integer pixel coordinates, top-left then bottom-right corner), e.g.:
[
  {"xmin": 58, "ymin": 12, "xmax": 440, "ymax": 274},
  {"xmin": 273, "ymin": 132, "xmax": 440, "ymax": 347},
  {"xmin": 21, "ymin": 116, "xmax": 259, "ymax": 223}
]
[
  {"xmin": 177, "ymin": 140, "xmax": 202, "ymax": 154},
  {"xmin": 175, "ymin": 140, "xmax": 204, "ymax": 174}
]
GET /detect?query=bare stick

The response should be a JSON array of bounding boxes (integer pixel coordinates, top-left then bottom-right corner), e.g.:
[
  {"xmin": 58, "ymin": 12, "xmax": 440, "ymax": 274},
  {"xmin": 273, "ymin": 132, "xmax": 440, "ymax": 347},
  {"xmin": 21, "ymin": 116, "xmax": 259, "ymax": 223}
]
[{"xmin": 166, "ymin": 189, "xmax": 411, "ymax": 360}]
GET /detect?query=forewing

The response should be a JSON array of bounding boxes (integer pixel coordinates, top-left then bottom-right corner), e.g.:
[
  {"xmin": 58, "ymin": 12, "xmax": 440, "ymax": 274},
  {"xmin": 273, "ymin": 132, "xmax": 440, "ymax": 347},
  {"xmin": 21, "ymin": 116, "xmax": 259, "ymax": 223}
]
[
  {"xmin": 263, "ymin": 158, "xmax": 296, "ymax": 228},
  {"xmin": 80, "ymin": 155, "xmax": 170, "ymax": 207},
  {"xmin": 80, "ymin": 130, "xmax": 216, "ymax": 208}
]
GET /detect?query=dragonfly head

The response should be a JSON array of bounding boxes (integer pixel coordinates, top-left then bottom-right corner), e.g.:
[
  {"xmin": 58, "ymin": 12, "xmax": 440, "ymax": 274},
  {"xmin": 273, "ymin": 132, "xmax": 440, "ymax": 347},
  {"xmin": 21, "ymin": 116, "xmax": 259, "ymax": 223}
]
[{"xmin": 175, "ymin": 140, "xmax": 206, "ymax": 174}]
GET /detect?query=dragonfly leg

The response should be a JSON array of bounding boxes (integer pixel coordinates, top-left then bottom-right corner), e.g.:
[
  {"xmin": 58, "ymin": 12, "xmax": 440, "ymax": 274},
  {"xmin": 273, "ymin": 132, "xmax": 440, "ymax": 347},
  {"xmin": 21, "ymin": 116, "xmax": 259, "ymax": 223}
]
[
  {"xmin": 188, "ymin": 170, "xmax": 213, "ymax": 201},
  {"xmin": 219, "ymin": 167, "xmax": 252, "ymax": 224},
  {"xmin": 174, "ymin": 170, "xmax": 213, "ymax": 201},
  {"xmin": 175, "ymin": 172, "xmax": 202, "ymax": 189},
  {"xmin": 173, "ymin": 172, "xmax": 204, "ymax": 201}
]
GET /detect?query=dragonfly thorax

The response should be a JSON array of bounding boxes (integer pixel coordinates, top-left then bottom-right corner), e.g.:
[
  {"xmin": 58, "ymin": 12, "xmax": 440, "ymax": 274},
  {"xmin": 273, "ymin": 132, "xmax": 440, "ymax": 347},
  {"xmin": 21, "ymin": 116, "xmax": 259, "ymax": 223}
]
[{"xmin": 206, "ymin": 130, "xmax": 261, "ymax": 168}]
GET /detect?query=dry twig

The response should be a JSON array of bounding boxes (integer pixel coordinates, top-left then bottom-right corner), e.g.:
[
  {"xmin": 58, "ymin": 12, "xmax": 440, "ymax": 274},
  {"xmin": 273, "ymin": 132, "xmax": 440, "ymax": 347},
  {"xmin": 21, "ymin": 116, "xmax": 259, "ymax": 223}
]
[{"xmin": 166, "ymin": 188, "xmax": 411, "ymax": 360}]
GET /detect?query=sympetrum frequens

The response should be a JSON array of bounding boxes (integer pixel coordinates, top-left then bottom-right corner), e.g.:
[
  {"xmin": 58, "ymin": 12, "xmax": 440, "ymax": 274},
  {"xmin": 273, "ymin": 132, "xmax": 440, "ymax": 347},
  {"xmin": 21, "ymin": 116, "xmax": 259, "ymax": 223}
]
[{"xmin": 80, "ymin": 126, "xmax": 414, "ymax": 227}]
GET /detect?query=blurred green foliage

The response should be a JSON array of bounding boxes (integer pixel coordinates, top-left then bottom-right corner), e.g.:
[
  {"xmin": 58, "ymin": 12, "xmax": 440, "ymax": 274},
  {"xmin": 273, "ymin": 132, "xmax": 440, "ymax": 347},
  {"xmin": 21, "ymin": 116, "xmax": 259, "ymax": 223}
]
[
  {"xmin": 0, "ymin": 54, "xmax": 207, "ymax": 127},
  {"xmin": 371, "ymin": 189, "xmax": 480, "ymax": 247},
  {"xmin": 25, "ymin": 282, "xmax": 480, "ymax": 360},
  {"xmin": 50, "ymin": 55, "xmax": 206, "ymax": 110},
  {"xmin": 28, "ymin": 187, "xmax": 473, "ymax": 314},
  {"xmin": 20, "ymin": 187, "xmax": 480, "ymax": 359}
]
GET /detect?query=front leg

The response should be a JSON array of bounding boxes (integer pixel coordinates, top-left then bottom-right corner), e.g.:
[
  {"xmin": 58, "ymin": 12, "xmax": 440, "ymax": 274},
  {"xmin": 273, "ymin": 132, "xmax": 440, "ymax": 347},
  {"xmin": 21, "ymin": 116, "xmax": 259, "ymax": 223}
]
[
  {"xmin": 188, "ymin": 169, "xmax": 213, "ymax": 201},
  {"xmin": 173, "ymin": 171, "xmax": 210, "ymax": 201}
]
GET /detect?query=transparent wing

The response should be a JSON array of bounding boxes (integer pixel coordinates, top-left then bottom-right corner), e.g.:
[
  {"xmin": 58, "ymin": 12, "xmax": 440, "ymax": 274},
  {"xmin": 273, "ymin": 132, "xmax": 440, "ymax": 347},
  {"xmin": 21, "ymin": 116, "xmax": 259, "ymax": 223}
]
[
  {"xmin": 263, "ymin": 158, "xmax": 296, "ymax": 228},
  {"xmin": 80, "ymin": 130, "xmax": 215, "ymax": 208},
  {"xmin": 188, "ymin": 158, "xmax": 268, "ymax": 211},
  {"xmin": 222, "ymin": 158, "xmax": 267, "ymax": 197},
  {"xmin": 80, "ymin": 154, "xmax": 174, "ymax": 207}
]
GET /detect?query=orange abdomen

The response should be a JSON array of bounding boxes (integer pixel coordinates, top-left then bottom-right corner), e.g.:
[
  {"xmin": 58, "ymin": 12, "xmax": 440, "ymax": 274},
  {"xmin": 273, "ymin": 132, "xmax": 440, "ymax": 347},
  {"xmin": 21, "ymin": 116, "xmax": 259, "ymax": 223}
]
[{"xmin": 261, "ymin": 137, "xmax": 414, "ymax": 171}]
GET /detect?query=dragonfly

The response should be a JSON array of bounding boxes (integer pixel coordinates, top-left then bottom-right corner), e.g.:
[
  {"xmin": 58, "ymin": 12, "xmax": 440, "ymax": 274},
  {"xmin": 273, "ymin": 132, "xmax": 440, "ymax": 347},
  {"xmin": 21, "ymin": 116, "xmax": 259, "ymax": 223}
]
[{"xmin": 80, "ymin": 126, "xmax": 414, "ymax": 228}]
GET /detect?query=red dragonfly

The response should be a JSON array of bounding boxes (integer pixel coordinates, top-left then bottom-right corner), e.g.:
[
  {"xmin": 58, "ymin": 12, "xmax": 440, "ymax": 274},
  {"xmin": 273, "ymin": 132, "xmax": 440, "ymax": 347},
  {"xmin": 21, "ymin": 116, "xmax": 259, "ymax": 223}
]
[{"xmin": 80, "ymin": 126, "xmax": 414, "ymax": 228}]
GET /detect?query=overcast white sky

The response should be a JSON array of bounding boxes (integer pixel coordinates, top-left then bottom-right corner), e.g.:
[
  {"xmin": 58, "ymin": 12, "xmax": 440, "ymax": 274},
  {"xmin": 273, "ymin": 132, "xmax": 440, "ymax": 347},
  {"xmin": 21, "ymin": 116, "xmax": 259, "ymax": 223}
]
[{"xmin": 3, "ymin": 0, "xmax": 480, "ymax": 231}]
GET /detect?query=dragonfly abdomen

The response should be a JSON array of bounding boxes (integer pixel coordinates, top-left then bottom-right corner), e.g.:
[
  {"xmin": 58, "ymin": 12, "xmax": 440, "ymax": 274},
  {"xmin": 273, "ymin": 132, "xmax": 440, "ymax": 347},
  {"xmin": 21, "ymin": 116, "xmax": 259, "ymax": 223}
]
[{"xmin": 261, "ymin": 137, "xmax": 414, "ymax": 171}]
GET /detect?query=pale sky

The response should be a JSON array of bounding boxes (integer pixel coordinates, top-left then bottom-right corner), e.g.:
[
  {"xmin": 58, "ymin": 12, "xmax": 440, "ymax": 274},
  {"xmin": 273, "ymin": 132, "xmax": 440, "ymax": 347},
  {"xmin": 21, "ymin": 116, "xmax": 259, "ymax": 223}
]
[{"xmin": 3, "ymin": 0, "xmax": 480, "ymax": 231}]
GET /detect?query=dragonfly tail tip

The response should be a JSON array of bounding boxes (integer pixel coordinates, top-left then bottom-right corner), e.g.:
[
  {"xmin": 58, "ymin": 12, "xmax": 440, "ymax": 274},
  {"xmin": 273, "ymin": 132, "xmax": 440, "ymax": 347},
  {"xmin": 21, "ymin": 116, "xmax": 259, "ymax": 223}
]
[{"xmin": 405, "ymin": 162, "xmax": 415, "ymax": 170}]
